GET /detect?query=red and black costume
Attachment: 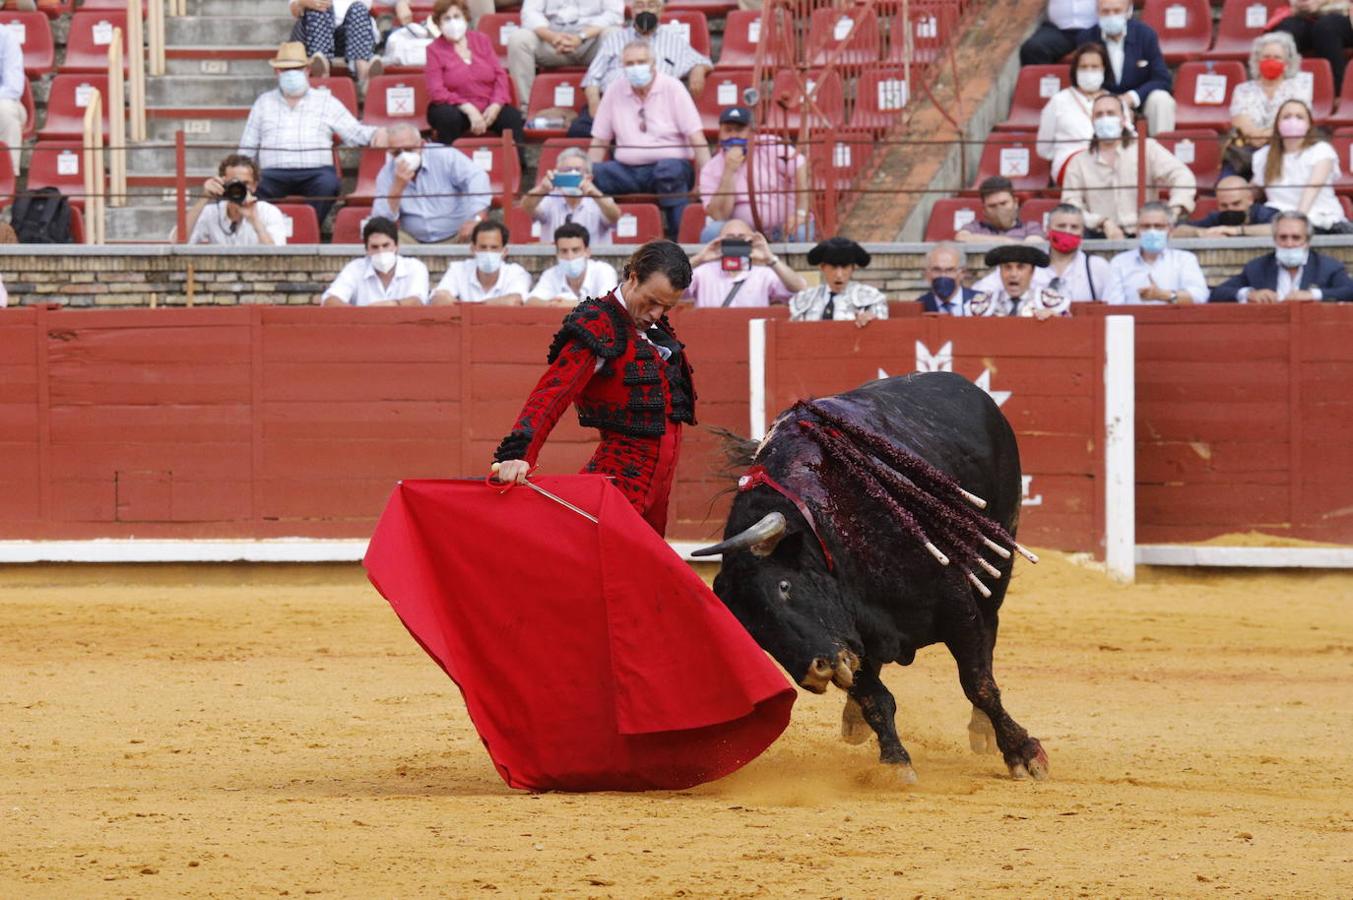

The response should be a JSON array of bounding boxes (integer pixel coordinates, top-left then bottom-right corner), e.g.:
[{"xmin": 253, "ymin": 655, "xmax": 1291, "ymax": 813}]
[{"xmin": 493, "ymin": 291, "xmax": 697, "ymax": 534}]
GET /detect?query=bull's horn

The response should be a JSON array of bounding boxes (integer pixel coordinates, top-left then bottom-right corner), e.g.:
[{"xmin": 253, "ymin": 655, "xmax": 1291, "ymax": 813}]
[{"xmin": 690, "ymin": 512, "xmax": 787, "ymax": 558}]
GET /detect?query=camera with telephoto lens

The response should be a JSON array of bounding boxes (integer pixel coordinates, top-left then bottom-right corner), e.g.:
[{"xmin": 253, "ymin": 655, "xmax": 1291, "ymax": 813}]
[
  {"xmin": 221, "ymin": 179, "xmax": 249, "ymax": 205},
  {"xmin": 720, "ymin": 237, "xmax": 752, "ymax": 272}
]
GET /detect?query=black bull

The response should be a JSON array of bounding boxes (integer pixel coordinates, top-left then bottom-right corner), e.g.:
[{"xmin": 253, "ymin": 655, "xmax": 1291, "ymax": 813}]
[{"xmin": 694, "ymin": 372, "xmax": 1049, "ymax": 782}]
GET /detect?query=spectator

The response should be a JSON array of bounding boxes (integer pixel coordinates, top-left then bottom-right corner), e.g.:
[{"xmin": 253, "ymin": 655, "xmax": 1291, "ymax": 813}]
[
  {"xmin": 0, "ymin": 27, "xmax": 24, "ymax": 174},
  {"xmin": 955, "ymin": 176, "xmax": 1047, "ymax": 245},
  {"xmin": 1062, "ymin": 94, "xmax": 1195, "ymax": 238},
  {"xmin": 389, "ymin": 0, "xmax": 492, "ymax": 27},
  {"xmin": 1272, "ymin": 0, "xmax": 1352, "ymax": 93},
  {"xmin": 789, "ymin": 237, "xmax": 887, "ymax": 327},
  {"xmin": 1173, "ymin": 175, "xmax": 1277, "ymax": 237},
  {"xmin": 373, "ymin": 123, "xmax": 491, "ymax": 244},
  {"xmin": 527, "ymin": 222, "xmax": 619, "ymax": 306},
  {"xmin": 1225, "ymin": 32, "xmax": 1304, "ymax": 180},
  {"xmin": 1252, "ymin": 99, "xmax": 1353, "ymax": 234},
  {"xmin": 699, "ymin": 106, "xmax": 811, "ymax": 242},
  {"xmin": 520, "ymin": 146, "xmax": 621, "ymax": 245},
  {"xmin": 573, "ymin": 0, "xmax": 712, "ymax": 137},
  {"xmin": 973, "ymin": 245, "xmax": 1070, "ymax": 318},
  {"xmin": 322, "ymin": 216, "xmax": 429, "ymax": 306},
  {"xmin": 1210, "ymin": 210, "xmax": 1353, "ymax": 302},
  {"xmin": 975, "ymin": 203, "xmax": 1110, "ymax": 300},
  {"xmin": 1104, "ymin": 201, "xmax": 1209, "ymax": 305},
  {"xmin": 1021, "ymin": 0, "xmax": 1100, "ymax": 65},
  {"xmin": 240, "ymin": 42, "xmax": 389, "ymax": 223},
  {"xmin": 288, "ymin": 0, "xmax": 381, "ymax": 90},
  {"xmin": 1037, "ymin": 43, "xmax": 1110, "ymax": 184},
  {"xmin": 430, "ymin": 220, "xmax": 532, "ymax": 304},
  {"xmin": 182, "ymin": 154, "xmax": 288, "ymax": 246},
  {"xmin": 1075, "ymin": 0, "xmax": 1175, "ymax": 135},
  {"xmin": 589, "ymin": 41, "xmax": 709, "ymax": 239},
  {"xmin": 507, "ymin": 0, "xmax": 622, "ymax": 104},
  {"xmin": 425, "ymin": 0, "xmax": 526, "ymax": 163},
  {"xmin": 917, "ymin": 243, "xmax": 984, "ymax": 315},
  {"xmin": 684, "ymin": 219, "xmax": 807, "ymax": 308}
]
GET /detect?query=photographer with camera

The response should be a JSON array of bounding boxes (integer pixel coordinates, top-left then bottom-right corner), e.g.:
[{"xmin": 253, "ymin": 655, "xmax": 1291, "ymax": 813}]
[
  {"xmin": 520, "ymin": 147, "xmax": 621, "ymax": 245},
  {"xmin": 685, "ymin": 219, "xmax": 805, "ymax": 309},
  {"xmin": 182, "ymin": 154, "xmax": 287, "ymax": 246},
  {"xmin": 699, "ymin": 106, "xmax": 811, "ymax": 243}
]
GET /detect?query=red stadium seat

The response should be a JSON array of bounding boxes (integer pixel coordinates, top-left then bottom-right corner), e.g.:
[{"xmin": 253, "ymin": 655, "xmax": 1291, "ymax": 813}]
[
  {"xmin": 312, "ymin": 76, "xmax": 358, "ymax": 118},
  {"xmin": 663, "ymin": 0, "xmax": 736, "ymax": 17},
  {"xmin": 716, "ymin": 9, "xmax": 792, "ymax": 69},
  {"xmin": 478, "ymin": 12, "xmax": 521, "ymax": 62},
  {"xmin": 764, "ymin": 69, "xmax": 844, "ymax": 133},
  {"xmin": 851, "ymin": 67, "xmax": 909, "ymax": 133},
  {"xmin": 0, "ymin": 143, "xmax": 14, "ymax": 209},
  {"xmin": 505, "ymin": 205, "xmax": 545, "ymax": 243},
  {"xmin": 347, "ymin": 147, "xmax": 387, "ymax": 206},
  {"xmin": 971, "ymin": 132, "xmax": 1050, "ymax": 193},
  {"xmin": 26, "ymin": 140, "xmax": 89, "ymax": 206},
  {"xmin": 1327, "ymin": 69, "xmax": 1353, "ymax": 127},
  {"xmin": 1173, "ymin": 61, "xmax": 1246, "ymax": 131},
  {"xmin": 60, "ymin": 10, "xmax": 128, "ymax": 73},
  {"xmin": 1020, "ymin": 196, "xmax": 1059, "ymax": 232},
  {"xmin": 678, "ymin": 202, "xmax": 705, "ymax": 243},
  {"xmin": 888, "ymin": 4, "xmax": 953, "ymax": 67},
  {"xmin": 1328, "ymin": 128, "xmax": 1353, "ymax": 191},
  {"xmin": 331, "ymin": 205, "xmax": 371, "ymax": 244},
  {"xmin": 1155, "ymin": 130, "xmax": 1223, "ymax": 185},
  {"xmin": 362, "ymin": 75, "xmax": 428, "ymax": 130},
  {"xmin": 1141, "ymin": 0, "xmax": 1212, "ymax": 66},
  {"xmin": 452, "ymin": 135, "xmax": 521, "ymax": 208},
  {"xmin": 1187, "ymin": 195, "xmax": 1218, "ymax": 222},
  {"xmin": 537, "ymin": 137, "xmax": 590, "ymax": 177},
  {"xmin": 525, "ymin": 72, "xmax": 587, "ymax": 138},
  {"xmin": 1209, "ymin": 0, "xmax": 1286, "ymax": 60},
  {"xmin": 997, "ymin": 65, "xmax": 1069, "ymax": 133},
  {"xmin": 35, "ymin": 0, "xmax": 74, "ymax": 17},
  {"xmin": 1299, "ymin": 57, "xmax": 1334, "ymax": 120},
  {"xmin": 611, "ymin": 203, "xmax": 663, "ymax": 244},
  {"xmin": 21, "ymin": 77, "xmax": 34, "ymax": 139},
  {"xmin": 38, "ymin": 74, "xmax": 110, "ymax": 139},
  {"xmin": 809, "ymin": 131, "xmax": 874, "ymax": 193},
  {"xmin": 924, "ymin": 197, "xmax": 983, "ymax": 241},
  {"xmin": 0, "ymin": 11, "xmax": 55, "ymax": 76},
  {"xmin": 806, "ymin": 5, "xmax": 880, "ymax": 67},
  {"xmin": 661, "ymin": 10, "xmax": 710, "ymax": 58},
  {"xmin": 273, "ymin": 203, "xmax": 322, "ymax": 244},
  {"xmin": 696, "ymin": 68, "xmax": 756, "ymax": 136}
]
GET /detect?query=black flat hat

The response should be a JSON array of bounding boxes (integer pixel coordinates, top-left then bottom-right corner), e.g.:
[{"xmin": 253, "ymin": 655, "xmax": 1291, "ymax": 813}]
[
  {"xmin": 983, "ymin": 244, "xmax": 1050, "ymax": 268},
  {"xmin": 807, "ymin": 237, "xmax": 871, "ymax": 267}
]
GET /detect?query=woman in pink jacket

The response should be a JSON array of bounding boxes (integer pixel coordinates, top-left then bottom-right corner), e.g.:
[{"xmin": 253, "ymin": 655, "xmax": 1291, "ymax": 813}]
[{"xmin": 425, "ymin": 0, "xmax": 525, "ymax": 163}]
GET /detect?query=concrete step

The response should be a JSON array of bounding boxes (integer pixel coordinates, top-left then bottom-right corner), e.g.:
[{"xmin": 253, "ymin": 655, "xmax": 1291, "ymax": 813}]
[
  {"xmin": 164, "ymin": 52, "xmax": 275, "ymax": 78},
  {"xmin": 186, "ymin": 0, "xmax": 300, "ymax": 15},
  {"xmin": 107, "ymin": 204, "xmax": 180, "ymax": 242},
  {"xmin": 145, "ymin": 110, "xmax": 250, "ymax": 144},
  {"xmin": 166, "ymin": 16, "xmax": 295, "ymax": 47},
  {"xmin": 145, "ymin": 74, "xmax": 278, "ymax": 106},
  {"xmin": 128, "ymin": 144, "xmax": 229, "ymax": 173}
]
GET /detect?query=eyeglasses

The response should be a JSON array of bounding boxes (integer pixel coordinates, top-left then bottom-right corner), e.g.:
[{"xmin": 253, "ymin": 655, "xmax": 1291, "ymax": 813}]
[
  {"xmin": 638, "ymin": 107, "xmax": 647, "ymax": 133},
  {"xmin": 564, "ymin": 213, "xmax": 574, "ymax": 224}
]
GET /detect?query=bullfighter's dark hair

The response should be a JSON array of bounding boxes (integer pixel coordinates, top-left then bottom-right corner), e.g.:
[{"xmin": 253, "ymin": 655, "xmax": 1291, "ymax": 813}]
[{"xmin": 622, "ymin": 239, "xmax": 693, "ymax": 291}]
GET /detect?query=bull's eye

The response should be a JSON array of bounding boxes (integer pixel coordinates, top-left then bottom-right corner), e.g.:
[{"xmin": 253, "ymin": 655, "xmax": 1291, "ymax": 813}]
[{"xmin": 777, "ymin": 580, "xmax": 791, "ymax": 600}]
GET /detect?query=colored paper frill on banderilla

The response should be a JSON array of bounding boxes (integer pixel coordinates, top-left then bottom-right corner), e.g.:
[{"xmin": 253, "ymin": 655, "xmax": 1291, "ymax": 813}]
[{"xmin": 363, "ymin": 477, "xmax": 796, "ymax": 792}]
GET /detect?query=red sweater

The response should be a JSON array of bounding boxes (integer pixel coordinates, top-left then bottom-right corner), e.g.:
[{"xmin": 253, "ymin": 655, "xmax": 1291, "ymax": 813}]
[{"xmin": 425, "ymin": 31, "xmax": 512, "ymax": 110}]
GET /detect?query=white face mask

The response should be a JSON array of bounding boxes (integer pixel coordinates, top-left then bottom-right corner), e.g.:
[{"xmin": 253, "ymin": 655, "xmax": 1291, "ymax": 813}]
[
  {"xmin": 624, "ymin": 63, "xmax": 653, "ymax": 88},
  {"xmin": 370, "ymin": 251, "xmax": 398, "ymax": 274},
  {"xmin": 559, "ymin": 256, "xmax": 587, "ymax": 279},
  {"xmin": 396, "ymin": 150, "xmax": 422, "ymax": 171},
  {"xmin": 1093, "ymin": 115, "xmax": 1124, "ymax": 140},
  {"xmin": 1077, "ymin": 68, "xmax": 1104, "ymax": 92},
  {"xmin": 442, "ymin": 16, "xmax": 468, "ymax": 41},
  {"xmin": 475, "ymin": 251, "xmax": 503, "ymax": 274}
]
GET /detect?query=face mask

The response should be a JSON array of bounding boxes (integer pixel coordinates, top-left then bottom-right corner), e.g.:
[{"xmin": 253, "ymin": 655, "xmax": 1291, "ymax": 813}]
[
  {"xmin": 475, "ymin": 251, "xmax": 503, "ymax": 274},
  {"xmin": 1277, "ymin": 115, "xmax": 1309, "ymax": 138},
  {"xmin": 396, "ymin": 150, "xmax": 422, "ymax": 171},
  {"xmin": 559, "ymin": 256, "xmax": 588, "ymax": 279},
  {"xmin": 633, "ymin": 10, "xmax": 659, "ymax": 34},
  {"xmin": 1047, "ymin": 229, "xmax": 1083, "ymax": 254},
  {"xmin": 1093, "ymin": 115, "xmax": 1124, "ymax": 140},
  {"xmin": 720, "ymin": 137, "xmax": 748, "ymax": 152},
  {"xmin": 1098, "ymin": 13, "xmax": 1127, "ymax": 36},
  {"xmin": 1077, "ymin": 69, "xmax": 1104, "ymax": 92},
  {"xmin": 1275, "ymin": 245, "xmax": 1309, "ymax": 268},
  {"xmin": 929, "ymin": 276, "xmax": 957, "ymax": 299},
  {"xmin": 625, "ymin": 63, "xmax": 653, "ymax": 88},
  {"xmin": 441, "ymin": 16, "xmax": 468, "ymax": 41},
  {"xmin": 1217, "ymin": 209, "xmax": 1248, "ymax": 227},
  {"xmin": 1258, "ymin": 58, "xmax": 1286, "ymax": 81},
  {"xmin": 278, "ymin": 69, "xmax": 308, "ymax": 97},
  {"xmin": 1138, "ymin": 229, "xmax": 1168, "ymax": 254},
  {"xmin": 370, "ymin": 251, "xmax": 398, "ymax": 274}
]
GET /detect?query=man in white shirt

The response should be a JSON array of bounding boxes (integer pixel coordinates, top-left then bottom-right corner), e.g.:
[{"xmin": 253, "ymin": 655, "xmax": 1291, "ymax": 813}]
[
  {"xmin": 507, "ymin": 0, "xmax": 623, "ymax": 104},
  {"xmin": 182, "ymin": 154, "xmax": 288, "ymax": 246},
  {"xmin": 322, "ymin": 216, "xmax": 430, "ymax": 306},
  {"xmin": 1021, "ymin": 0, "xmax": 1099, "ymax": 65},
  {"xmin": 431, "ymin": 220, "xmax": 533, "ymax": 304},
  {"xmin": 1105, "ymin": 202, "xmax": 1209, "ymax": 305},
  {"xmin": 528, "ymin": 222, "xmax": 619, "ymax": 306}
]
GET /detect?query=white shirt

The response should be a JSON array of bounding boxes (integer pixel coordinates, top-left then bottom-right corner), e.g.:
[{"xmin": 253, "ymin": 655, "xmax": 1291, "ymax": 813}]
[
  {"xmin": 1047, "ymin": 0, "xmax": 1099, "ymax": 30},
  {"xmin": 239, "ymin": 86, "xmax": 375, "ymax": 170},
  {"xmin": 434, "ymin": 258, "xmax": 533, "ymax": 302},
  {"xmin": 1105, "ymin": 247, "xmax": 1209, "ymax": 305},
  {"xmin": 520, "ymin": 0, "xmax": 623, "ymax": 32},
  {"xmin": 1104, "ymin": 33, "xmax": 1126, "ymax": 86},
  {"xmin": 324, "ymin": 255, "xmax": 430, "ymax": 306},
  {"xmin": 1252, "ymin": 141, "xmax": 1344, "ymax": 230},
  {"xmin": 1037, "ymin": 88, "xmax": 1096, "ymax": 176},
  {"xmin": 528, "ymin": 258, "xmax": 619, "ymax": 303},
  {"xmin": 187, "ymin": 200, "xmax": 288, "ymax": 246},
  {"xmin": 531, "ymin": 195, "xmax": 615, "ymax": 245}
]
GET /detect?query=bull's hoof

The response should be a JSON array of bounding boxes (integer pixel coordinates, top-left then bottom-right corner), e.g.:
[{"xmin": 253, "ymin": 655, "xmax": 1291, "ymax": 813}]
[
  {"xmin": 892, "ymin": 764, "xmax": 919, "ymax": 785},
  {"xmin": 967, "ymin": 707, "xmax": 998, "ymax": 755},
  {"xmin": 840, "ymin": 697, "xmax": 871, "ymax": 745},
  {"xmin": 1006, "ymin": 739, "xmax": 1049, "ymax": 781}
]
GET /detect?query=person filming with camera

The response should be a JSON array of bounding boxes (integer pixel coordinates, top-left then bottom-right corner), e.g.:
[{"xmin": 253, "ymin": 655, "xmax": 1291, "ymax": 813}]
[
  {"xmin": 182, "ymin": 154, "xmax": 287, "ymax": 246},
  {"xmin": 684, "ymin": 219, "xmax": 805, "ymax": 308}
]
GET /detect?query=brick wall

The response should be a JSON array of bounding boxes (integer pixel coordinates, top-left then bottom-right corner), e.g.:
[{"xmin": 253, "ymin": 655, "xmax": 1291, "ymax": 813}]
[{"xmin": 3, "ymin": 240, "xmax": 1353, "ymax": 308}]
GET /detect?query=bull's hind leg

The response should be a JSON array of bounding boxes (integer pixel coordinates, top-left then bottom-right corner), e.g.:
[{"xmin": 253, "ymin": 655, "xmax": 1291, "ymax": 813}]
[{"xmin": 848, "ymin": 662, "xmax": 917, "ymax": 783}]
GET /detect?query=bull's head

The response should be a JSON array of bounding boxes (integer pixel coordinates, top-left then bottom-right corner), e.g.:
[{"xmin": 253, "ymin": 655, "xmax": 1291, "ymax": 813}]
[{"xmin": 693, "ymin": 502, "xmax": 861, "ymax": 694}]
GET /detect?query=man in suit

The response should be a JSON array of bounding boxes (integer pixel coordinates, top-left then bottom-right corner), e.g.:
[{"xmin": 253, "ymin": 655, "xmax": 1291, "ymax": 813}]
[
  {"xmin": 1076, "ymin": 0, "xmax": 1175, "ymax": 135},
  {"xmin": 1210, "ymin": 210, "xmax": 1353, "ymax": 302},
  {"xmin": 916, "ymin": 243, "xmax": 986, "ymax": 315}
]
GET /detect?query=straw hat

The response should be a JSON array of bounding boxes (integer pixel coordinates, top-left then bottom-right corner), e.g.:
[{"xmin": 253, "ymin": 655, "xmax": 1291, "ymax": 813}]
[{"xmin": 269, "ymin": 42, "xmax": 309, "ymax": 69}]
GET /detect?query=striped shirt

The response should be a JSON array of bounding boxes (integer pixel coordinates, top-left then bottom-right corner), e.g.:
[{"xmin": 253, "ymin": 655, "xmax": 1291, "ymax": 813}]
[
  {"xmin": 239, "ymin": 86, "xmax": 375, "ymax": 171},
  {"xmin": 581, "ymin": 23, "xmax": 711, "ymax": 90}
]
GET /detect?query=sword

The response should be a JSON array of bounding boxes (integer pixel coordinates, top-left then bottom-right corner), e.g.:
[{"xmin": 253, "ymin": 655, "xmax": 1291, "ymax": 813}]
[{"xmin": 524, "ymin": 480, "xmax": 599, "ymax": 524}]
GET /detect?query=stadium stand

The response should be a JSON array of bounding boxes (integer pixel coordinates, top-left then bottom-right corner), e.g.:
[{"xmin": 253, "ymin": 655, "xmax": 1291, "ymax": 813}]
[
  {"xmin": 1140, "ymin": 0, "xmax": 1213, "ymax": 66},
  {"xmin": 274, "ymin": 202, "xmax": 322, "ymax": 244},
  {"xmin": 59, "ymin": 10, "xmax": 128, "ymax": 73},
  {"xmin": 452, "ymin": 135, "xmax": 523, "ymax": 208},
  {"xmin": 612, "ymin": 202, "xmax": 664, "ymax": 244},
  {"xmin": 996, "ymin": 65, "xmax": 1069, "ymax": 133},
  {"xmin": 0, "ymin": 10, "xmax": 55, "ymax": 76}
]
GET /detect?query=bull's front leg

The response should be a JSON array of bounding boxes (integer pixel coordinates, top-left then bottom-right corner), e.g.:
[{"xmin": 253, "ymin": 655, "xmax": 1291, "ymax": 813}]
[{"xmin": 846, "ymin": 662, "xmax": 917, "ymax": 783}]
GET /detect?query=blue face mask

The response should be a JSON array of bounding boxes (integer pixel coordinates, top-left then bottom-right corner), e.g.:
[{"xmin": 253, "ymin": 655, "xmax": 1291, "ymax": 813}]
[
  {"xmin": 559, "ymin": 256, "xmax": 587, "ymax": 279},
  {"xmin": 930, "ymin": 276, "xmax": 957, "ymax": 299},
  {"xmin": 278, "ymin": 69, "xmax": 308, "ymax": 97},
  {"xmin": 720, "ymin": 137, "xmax": 748, "ymax": 152},
  {"xmin": 1099, "ymin": 13, "xmax": 1127, "ymax": 36},
  {"xmin": 624, "ymin": 63, "xmax": 653, "ymax": 88},
  {"xmin": 1139, "ymin": 229, "xmax": 1168, "ymax": 254},
  {"xmin": 1275, "ymin": 245, "xmax": 1308, "ymax": 269}
]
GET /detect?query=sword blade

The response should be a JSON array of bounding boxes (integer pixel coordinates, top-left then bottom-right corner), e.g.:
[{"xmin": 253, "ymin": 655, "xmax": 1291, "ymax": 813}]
[{"xmin": 525, "ymin": 481, "xmax": 599, "ymax": 524}]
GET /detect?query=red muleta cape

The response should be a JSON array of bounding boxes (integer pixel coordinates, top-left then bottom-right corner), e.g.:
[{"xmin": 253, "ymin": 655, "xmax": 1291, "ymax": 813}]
[{"xmin": 363, "ymin": 476, "xmax": 796, "ymax": 792}]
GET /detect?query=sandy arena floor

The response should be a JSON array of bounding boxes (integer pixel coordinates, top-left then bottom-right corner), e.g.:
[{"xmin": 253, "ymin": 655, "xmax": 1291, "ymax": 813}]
[{"xmin": 2, "ymin": 555, "xmax": 1351, "ymax": 898}]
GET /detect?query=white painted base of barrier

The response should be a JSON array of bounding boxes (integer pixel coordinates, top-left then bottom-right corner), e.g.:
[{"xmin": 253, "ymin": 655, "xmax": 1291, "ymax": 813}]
[{"xmin": 1135, "ymin": 545, "xmax": 1353, "ymax": 569}]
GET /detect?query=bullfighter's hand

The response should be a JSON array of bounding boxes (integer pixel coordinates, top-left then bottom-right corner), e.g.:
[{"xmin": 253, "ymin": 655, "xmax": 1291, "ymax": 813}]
[{"xmin": 492, "ymin": 460, "xmax": 531, "ymax": 485}]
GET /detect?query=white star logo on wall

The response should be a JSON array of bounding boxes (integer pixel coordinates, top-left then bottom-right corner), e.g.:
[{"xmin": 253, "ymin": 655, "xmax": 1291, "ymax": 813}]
[{"xmin": 875, "ymin": 340, "xmax": 1012, "ymax": 407}]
